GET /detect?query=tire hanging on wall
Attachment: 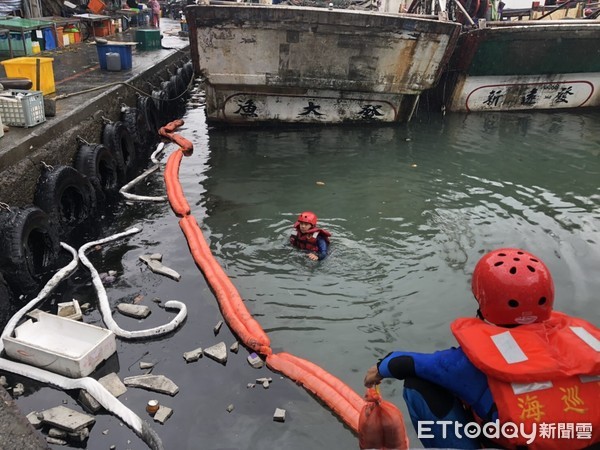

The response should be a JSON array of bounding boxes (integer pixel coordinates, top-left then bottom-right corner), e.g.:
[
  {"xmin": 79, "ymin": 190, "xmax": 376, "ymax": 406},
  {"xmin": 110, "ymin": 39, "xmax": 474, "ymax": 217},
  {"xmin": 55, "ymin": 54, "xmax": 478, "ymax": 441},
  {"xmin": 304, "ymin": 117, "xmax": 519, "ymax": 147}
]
[
  {"xmin": 170, "ymin": 74, "xmax": 187, "ymax": 118},
  {"xmin": 0, "ymin": 272, "xmax": 14, "ymax": 327},
  {"xmin": 0, "ymin": 206, "xmax": 60, "ymax": 297},
  {"xmin": 103, "ymin": 120, "xmax": 137, "ymax": 181},
  {"xmin": 33, "ymin": 165, "xmax": 97, "ymax": 236},
  {"xmin": 74, "ymin": 143, "xmax": 123, "ymax": 203},
  {"xmin": 152, "ymin": 89, "xmax": 169, "ymax": 127},
  {"xmin": 161, "ymin": 79, "xmax": 178, "ymax": 122},
  {"xmin": 137, "ymin": 95, "xmax": 161, "ymax": 146},
  {"xmin": 122, "ymin": 106, "xmax": 148, "ymax": 165},
  {"xmin": 182, "ymin": 61, "xmax": 194, "ymax": 87}
]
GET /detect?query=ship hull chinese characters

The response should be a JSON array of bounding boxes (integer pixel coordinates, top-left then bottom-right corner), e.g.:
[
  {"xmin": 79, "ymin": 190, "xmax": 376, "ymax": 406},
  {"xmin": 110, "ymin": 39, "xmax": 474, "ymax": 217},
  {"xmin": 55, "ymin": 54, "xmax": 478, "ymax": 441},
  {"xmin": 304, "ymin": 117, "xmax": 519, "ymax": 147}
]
[
  {"xmin": 185, "ymin": 4, "xmax": 461, "ymax": 125},
  {"xmin": 439, "ymin": 21, "xmax": 600, "ymax": 112}
]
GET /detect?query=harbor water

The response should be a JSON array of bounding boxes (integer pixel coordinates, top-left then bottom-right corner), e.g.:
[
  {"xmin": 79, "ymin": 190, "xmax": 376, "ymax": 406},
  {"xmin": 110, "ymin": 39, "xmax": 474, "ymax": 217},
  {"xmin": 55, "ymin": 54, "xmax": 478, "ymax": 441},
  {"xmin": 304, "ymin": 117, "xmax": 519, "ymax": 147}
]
[{"xmin": 7, "ymin": 107, "xmax": 600, "ymax": 449}]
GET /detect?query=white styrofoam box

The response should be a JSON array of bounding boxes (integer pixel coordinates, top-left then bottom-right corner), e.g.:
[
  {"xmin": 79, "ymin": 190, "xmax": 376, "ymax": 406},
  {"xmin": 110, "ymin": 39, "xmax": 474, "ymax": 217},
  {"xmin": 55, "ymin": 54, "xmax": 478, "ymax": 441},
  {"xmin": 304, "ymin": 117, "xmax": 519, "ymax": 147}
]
[{"xmin": 3, "ymin": 312, "xmax": 116, "ymax": 378}]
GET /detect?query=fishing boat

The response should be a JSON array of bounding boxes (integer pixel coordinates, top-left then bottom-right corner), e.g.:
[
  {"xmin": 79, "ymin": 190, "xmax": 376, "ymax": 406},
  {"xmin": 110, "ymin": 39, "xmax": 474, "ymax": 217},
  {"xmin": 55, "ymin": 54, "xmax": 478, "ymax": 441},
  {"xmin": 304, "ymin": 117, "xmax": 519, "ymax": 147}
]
[
  {"xmin": 433, "ymin": 2, "xmax": 600, "ymax": 113},
  {"xmin": 185, "ymin": 2, "xmax": 461, "ymax": 124}
]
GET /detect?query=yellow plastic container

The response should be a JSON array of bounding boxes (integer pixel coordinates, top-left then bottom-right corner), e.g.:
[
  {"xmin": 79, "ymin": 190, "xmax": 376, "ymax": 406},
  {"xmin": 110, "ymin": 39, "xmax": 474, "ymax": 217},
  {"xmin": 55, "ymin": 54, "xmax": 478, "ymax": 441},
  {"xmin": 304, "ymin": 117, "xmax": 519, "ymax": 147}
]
[
  {"xmin": 31, "ymin": 41, "xmax": 41, "ymax": 54},
  {"xmin": 0, "ymin": 57, "xmax": 56, "ymax": 95}
]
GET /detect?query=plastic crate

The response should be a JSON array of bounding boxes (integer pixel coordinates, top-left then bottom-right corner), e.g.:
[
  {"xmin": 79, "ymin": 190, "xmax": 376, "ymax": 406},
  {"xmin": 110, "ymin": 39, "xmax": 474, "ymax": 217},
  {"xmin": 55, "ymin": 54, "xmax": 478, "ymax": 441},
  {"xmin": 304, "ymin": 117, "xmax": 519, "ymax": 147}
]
[
  {"xmin": 9, "ymin": 32, "xmax": 33, "ymax": 56},
  {"xmin": 136, "ymin": 29, "xmax": 161, "ymax": 50},
  {"xmin": 0, "ymin": 89, "xmax": 46, "ymax": 128},
  {"xmin": 96, "ymin": 44, "xmax": 133, "ymax": 70},
  {"xmin": 0, "ymin": 57, "xmax": 56, "ymax": 95}
]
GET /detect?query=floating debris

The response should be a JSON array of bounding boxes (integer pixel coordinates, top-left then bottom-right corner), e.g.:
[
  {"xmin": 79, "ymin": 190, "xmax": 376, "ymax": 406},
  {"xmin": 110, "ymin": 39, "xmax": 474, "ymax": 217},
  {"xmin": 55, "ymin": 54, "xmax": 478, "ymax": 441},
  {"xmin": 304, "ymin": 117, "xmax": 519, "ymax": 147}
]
[
  {"xmin": 123, "ymin": 374, "xmax": 179, "ymax": 396},
  {"xmin": 26, "ymin": 411, "xmax": 43, "ymax": 429},
  {"xmin": 139, "ymin": 361, "xmax": 155, "ymax": 370},
  {"xmin": 203, "ymin": 342, "xmax": 227, "ymax": 364},
  {"xmin": 41, "ymin": 405, "xmax": 95, "ymax": 432},
  {"xmin": 146, "ymin": 400, "xmax": 160, "ymax": 415},
  {"xmin": 57, "ymin": 299, "xmax": 82, "ymax": 321},
  {"xmin": 273, "ymin": 408, "xmax": 286, "ymax": 422},
  {"xmin": 139, "ymin": 254, "xmax": 181, "ymax": 281},
  {"xmin": 116, "ymin": 303, "xmax": 151, "ymax": 319},
  {"xmin": 230, "ymin": 341, "xmax": 239, "ymax": 354},
  {"xmin": 99, "ymin": 372, "xmax": 127, "ymax": 398},
  {"xmin": 183, "ymin": 347, "xmax": 203, "ymax": 363},
  {"xmin": 226, "ymin": 404, "xmax": 234, "ymax": 413},
  {"xmin": 246, "ymin": 383, "xmax": 255, "ymax": 389},
  {"xmin": 12, "ymin": 382, "xmax": 24, "ymax": 397},
  {"xmin": 213, "ymin": 320, "xmax": 223, "ymax": 335},
  {"xmin": 153, "ymin": 406, "xmax": 173, "ymax": 424},
  {"xmin": 247, "ymin": 353, "xmax": 263, "ymax": 369}
]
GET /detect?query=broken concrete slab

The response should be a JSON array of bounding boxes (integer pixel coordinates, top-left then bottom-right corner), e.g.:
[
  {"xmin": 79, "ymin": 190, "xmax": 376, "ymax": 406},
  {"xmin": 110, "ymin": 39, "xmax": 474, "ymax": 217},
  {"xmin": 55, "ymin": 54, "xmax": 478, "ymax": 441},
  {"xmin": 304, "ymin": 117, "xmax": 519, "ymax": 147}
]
[
  {"xmin": 153, "ymin": 406, "xmax": 173, "ymax": 424},
  {"xmin": 139, "ymin": 254, "xmax": 181, "ymax": 281},
  {"xmin": 123, "ymin": 375, "xmax": 179, "ymax": 396},
  {"xmin": 26, "ymin": 411, "xmax": 43, "ymax": 429},
  {"xmin": 12, "ymin": 383, "xmax": 24, "ymax": 397},
  {"xmin": 48, "ymin": 427, "xmax": 67, "ymax": 439},
  {"xmin": 116, "ymin": 303, "xmax": 151, "ymax": 319},
  {"xmin": 213, "ymin": 320, "xmax": 223, "ymax": 335},
  {"xmin": 99, "ymin": 372, "xmax": 127, "ymax": 398},
  {"xmin": 230, "ymin": 341, "xmax": 239, "ymax": 353},
  {"xmin": 203, "ymin": 342, "xmax": 227, "ymax": 364},
  {"xmin": 46, "ymin": 436, "xmax": 67, "ymax": 445},
  {"xmin": 183, "ymin": 348, "xmax": 203, "ymax": 363},
  {"xmin": 78, "ymin": 390, "xmax": 102, "ymax": 414},
  {"xmin": 68, "ymin": 427, "xmax": 90, "ymax": 443},
  {"xmin": 41, "ymin": 405, "xmax": 95, "ymax": 432},
  {"xmin": 247, "ymin": 353, "xmax": 264, "ymax": 369},
  {"xmin": 57, "ymin": 299, "xmax": 82, "ymax": 321},
  {"xmin": 273, "ymin": 408, "xmax": 286, "ymax": 422}
]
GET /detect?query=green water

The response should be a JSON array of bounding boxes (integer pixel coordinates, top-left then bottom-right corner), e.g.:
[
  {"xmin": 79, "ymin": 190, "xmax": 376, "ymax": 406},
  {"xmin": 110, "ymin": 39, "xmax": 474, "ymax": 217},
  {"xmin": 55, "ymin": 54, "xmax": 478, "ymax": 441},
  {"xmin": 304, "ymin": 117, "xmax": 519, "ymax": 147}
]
[{"xmin": 8, "ymin": 108, "xmax": 599, "ymax": 450}]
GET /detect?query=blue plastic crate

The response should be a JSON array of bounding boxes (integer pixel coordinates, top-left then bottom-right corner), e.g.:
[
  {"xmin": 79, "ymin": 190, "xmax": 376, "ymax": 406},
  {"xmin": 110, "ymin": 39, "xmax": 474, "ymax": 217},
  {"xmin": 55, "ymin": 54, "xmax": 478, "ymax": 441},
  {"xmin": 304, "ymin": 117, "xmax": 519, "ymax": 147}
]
[
  {"xmin": 42, "ymin": 27, "xmax": 56, "ymax": 51},
  {"xmin": 96, "ymin": 44, "xmax": 133, "ymax": 71}
]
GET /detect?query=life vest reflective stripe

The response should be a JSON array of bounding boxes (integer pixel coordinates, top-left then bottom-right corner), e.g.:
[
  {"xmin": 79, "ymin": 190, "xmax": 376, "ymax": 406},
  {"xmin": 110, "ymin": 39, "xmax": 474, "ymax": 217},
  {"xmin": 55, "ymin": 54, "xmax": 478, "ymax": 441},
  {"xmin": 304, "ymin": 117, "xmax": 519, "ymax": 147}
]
[
  {"xmin": 491, "ymin": 331, "xmax": 528, "ymax": 364},
  {"xmin": 290, "ymin": 227, "xmax": 330, "ymax": 253},
  {"xmin": 451, "ymin": 312, "xmax": 600, "ymax": 450}
]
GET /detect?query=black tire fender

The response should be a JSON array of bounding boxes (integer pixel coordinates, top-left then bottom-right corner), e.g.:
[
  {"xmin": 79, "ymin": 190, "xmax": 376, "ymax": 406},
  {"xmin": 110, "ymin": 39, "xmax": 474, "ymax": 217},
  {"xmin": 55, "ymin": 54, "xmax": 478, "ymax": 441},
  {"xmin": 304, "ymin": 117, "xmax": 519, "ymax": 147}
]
[
  {"xmin": 137, "ymin": 95, "xmax": 161, "ymax": 142},
  {"xmin": 0, "ymin": 272, "xmax": 15, "ymax": 326},
  {"xmin": 122, "ymin": 106, "xmax": 148, "ymax": 164},
  {"xmin": 103, "ymin": 120, "xmax": 137, "ymax": 181},
  {"xmin": 152, "ymin": 89, "xmax": 168, "ymax": 126},
  {"xmin": 0, "ymin": 206, "xmax": 60, "ymax": 297},
  {"xmin": 161, "ymin": 79, "xmax": 178, "ymax": 122},
  {"xmin": 171, "ymin": 74, "xmax": 186, "ymax": 98},
  {"xmin": 33, "ymin": 165, "xmax": 97, "ymax": 235},
  {"xmin": 74, "ymin": 143, "xmax": 122, "ymax": 201},
  {"xmin": 182, "ymin": 61, "xmax": 194, "ymax": 86}
]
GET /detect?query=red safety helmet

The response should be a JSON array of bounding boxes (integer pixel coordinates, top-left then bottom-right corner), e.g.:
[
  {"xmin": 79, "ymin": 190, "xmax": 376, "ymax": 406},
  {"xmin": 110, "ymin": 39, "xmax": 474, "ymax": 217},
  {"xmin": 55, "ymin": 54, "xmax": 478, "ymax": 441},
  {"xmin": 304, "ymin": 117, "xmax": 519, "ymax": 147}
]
[
  {"xmin": 295, "ymin": 211, "xmax": 318, "ymax": 227},
  {"xmin": 471, "ymin": 248, "xmax": 554, "ymax": 326}
]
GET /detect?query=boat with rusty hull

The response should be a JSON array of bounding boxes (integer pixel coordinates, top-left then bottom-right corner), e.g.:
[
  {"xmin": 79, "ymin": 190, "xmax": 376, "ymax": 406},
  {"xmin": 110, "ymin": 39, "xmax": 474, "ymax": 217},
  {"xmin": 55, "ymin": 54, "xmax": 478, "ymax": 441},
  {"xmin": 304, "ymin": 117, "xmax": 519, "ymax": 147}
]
[
  {"xmin": 185, "ymin": 3, "xmax": 461, "ymax": 125},
  {"xmin": 434, "ymin": 18, "xmax": 600, "ymax": 113}
]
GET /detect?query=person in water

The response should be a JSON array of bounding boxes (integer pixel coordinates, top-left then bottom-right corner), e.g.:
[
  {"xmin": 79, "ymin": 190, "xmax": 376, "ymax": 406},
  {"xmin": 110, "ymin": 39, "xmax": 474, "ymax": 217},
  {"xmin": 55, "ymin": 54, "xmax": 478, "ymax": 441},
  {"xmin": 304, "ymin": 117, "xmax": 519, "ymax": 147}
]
[
  {"xmin": 290, "ymin": 211, "xmax": 331, "ymax": 261},
  {"xmin": 364, "ymin": 248, "xmax": 600, "ymax": 449}
]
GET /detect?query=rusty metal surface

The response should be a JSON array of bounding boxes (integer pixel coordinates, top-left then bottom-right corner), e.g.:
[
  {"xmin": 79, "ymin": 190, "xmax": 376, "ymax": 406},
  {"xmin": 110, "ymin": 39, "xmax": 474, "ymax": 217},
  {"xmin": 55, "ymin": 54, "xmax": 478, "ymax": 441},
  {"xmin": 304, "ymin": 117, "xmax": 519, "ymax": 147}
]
[{"xmin": 185, "ymin": 4, "xmax": 460, "ymax": 123}]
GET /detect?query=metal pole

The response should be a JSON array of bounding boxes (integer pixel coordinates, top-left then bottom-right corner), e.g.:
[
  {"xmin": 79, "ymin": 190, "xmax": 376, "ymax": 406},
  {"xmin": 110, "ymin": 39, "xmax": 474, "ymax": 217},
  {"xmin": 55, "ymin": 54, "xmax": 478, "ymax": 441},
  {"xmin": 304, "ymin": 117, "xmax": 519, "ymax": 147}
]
[{"xmin": 453, "ymin": 0, "xmax": 476, "ymax": 25}]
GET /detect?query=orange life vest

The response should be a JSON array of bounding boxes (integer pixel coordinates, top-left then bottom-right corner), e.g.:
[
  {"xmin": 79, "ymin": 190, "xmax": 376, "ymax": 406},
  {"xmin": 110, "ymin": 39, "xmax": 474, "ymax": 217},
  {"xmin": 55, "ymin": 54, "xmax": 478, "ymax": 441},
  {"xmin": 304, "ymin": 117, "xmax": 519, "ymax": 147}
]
[
  {"xmin": 451, "ymin": 312, "xmax": 600, "ymax": 450},
  {"xmin": 290, "ymin": 227, "xmax": 331, "ymax": 253}
]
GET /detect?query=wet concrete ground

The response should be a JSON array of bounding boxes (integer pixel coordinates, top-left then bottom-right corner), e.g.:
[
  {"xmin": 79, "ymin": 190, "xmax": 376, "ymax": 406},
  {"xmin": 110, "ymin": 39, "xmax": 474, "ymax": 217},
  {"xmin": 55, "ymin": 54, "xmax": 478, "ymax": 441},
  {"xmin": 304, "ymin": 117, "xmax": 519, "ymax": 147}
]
[{"xmin": 0, "ymin": 18, "xmax": 189, "ymax": 172}]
